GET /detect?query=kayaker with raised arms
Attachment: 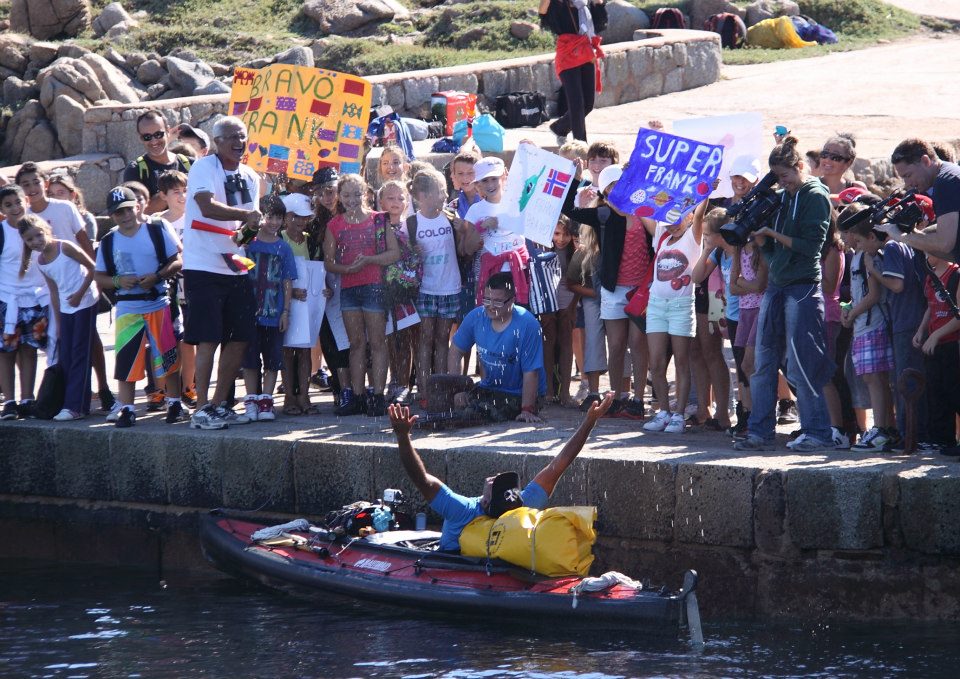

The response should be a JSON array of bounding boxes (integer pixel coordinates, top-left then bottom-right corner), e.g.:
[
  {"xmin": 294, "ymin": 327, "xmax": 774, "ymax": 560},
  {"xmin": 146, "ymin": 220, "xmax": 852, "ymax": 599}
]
[{"xmin": 387, "ymin": 393, "xmax": 614, "ymax": 552}]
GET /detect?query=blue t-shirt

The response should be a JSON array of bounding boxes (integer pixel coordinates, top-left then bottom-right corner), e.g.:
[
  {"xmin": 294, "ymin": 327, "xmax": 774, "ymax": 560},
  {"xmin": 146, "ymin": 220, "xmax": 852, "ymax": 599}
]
[
  {"xmin": 245, "ymin": 238, "xmax": 298, "ymax": 327},
  {"xmin": 710, "ymin": 248, "xmax": 739, "ymax": 322},
  {"xmin": 453, "ymin": 305, "xmax": 547, "ymax": 397},
  {"xmin": 430, "ymin": 481, "xmax": 549, "ymax": 552},
  {"xmin": 880, "ymin": 241, "xmax": 927, "ymax": 334},
  {"xmin": 95, "ymin": 221, "xmax": 180, "ymax": 316}
]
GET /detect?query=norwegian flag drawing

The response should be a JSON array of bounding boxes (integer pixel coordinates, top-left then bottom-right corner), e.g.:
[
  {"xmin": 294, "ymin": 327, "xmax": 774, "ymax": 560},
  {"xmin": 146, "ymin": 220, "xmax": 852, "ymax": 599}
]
[{"xmin": 542, "ymin": 169, "xmax": 571, "ymax": 198}]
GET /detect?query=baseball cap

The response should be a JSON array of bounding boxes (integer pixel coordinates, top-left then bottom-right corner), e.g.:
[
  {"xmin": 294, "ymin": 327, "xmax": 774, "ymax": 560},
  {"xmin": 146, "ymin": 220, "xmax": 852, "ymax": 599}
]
[
  {"xmin": 483, "ymin": 471, "xmax": 523, "ymax": 518},
  {"xmin": 774, "ymin": 125, "xmax": 790, "ymax": 136},
  {"xmin": 837, "ymin": 186, "xmax": 867, "ymax": 205},
  {"xmin": 597, "ymin": 165, "xmax": 623, "ymax": 194},
  {"xmin": 310, "ymin": 166, "xmax": 339, "ymax": 187},
  {"xmin": 281, "ymin": 192, "xmax": 313, "ymax": 217},
  {"xmin": 177, "ymin": 124, "xmax": 210, "ymax": 150},
  {"xmin": 729, "ymin": 156, "xmax": 761, "ymax": 183},
  {"xmin": 107, "ymin": 186, "xmax": 138, "ymax": 214},
  {"xmin": 474, "ymin": 157, "xmax": 505, "ymax": 182}
]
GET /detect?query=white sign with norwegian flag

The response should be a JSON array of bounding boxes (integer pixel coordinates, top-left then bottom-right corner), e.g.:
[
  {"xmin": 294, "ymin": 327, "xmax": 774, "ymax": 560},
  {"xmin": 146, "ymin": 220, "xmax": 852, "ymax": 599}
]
[{"xmin": 501, "ymin": 143, "xmax": 576, "ymax": 248}]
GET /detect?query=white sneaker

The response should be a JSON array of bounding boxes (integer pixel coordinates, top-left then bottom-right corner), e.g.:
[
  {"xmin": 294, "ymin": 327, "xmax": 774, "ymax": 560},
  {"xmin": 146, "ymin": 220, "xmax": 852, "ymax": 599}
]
[
  {"xmin": 664, "ymin": 412, "xmax": 686, "ymax": 434},
  {"xmin": 243, "ymin": 396, "xmax": 260, "ymax": 423},
  {"xmin": 105, "ymin": 402, "xmax": 124, "ymax": 422},
  {"xmin": 786, "ymin": 433, "xmax": 809, "ymax": 450},
  {"xmin": 852, "ymin": 426, "xmax": 880, "ymax": 451},
  {"xmin": 643, "ymin": 410, "xmax": 672, "ymax": 432},
  {"xmin": 217, "ymin": 403, "xmax": 251, "ymax": 425},
  {"xmin": 574, "ymin": 381, "xmax": 590, "ymax": 403},
  {"xmin": 831, "ymin": 427, "xmax": 851, "ymax": 450},
  {"xmin": 257, "ymin": 394, "xmax": 276, "ymax": 422},
  {"xmin": 53, "ymin": 408, "xmax": 82, "ymax": 421}
]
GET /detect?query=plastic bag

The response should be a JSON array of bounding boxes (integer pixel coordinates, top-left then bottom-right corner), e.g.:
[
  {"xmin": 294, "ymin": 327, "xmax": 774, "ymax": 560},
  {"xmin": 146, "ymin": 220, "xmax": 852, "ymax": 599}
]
[{"xmin": 472, "ymin": 113, "xmax": 505, "ymax": 153}]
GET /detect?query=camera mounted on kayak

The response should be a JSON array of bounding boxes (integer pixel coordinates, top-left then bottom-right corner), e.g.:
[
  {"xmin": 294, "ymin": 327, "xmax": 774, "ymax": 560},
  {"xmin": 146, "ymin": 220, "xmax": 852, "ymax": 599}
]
[{"xmin": 719, "ymin": 172, "xmax": 780, "ymax": 247}]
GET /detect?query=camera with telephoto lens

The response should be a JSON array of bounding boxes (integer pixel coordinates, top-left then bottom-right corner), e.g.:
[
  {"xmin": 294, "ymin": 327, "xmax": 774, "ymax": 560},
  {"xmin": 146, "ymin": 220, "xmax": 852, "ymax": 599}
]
[
  {"xmin": 837, "ymin": 189, "xmax": 925, "ymax": 235},
  {"xmin": 719, "ymin": 172, "xmax": 781, "ymax": 247}
]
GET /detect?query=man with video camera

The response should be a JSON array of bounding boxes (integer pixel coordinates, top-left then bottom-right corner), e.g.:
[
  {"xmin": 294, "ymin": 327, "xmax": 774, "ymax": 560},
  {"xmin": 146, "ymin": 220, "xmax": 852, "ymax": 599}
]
[{"xmin": 882, "ymin": 138, "xmax": 960, "ymax": 262}]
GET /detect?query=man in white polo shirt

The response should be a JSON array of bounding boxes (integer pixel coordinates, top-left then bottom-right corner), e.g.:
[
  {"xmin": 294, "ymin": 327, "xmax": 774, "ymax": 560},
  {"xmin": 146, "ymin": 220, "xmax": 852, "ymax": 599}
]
[{"xmin": 182, "ymin": 116, "xmax": 262, "ymax": 430}]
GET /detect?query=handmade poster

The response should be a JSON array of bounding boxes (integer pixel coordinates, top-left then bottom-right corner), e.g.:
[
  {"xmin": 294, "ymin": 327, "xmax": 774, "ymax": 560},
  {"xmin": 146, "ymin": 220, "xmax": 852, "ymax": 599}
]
[
  {"xmin": 284, "ymin": 260, "xmax": 327, "ymax": 349},
  {"xmin": 501, "ymin": 144, "xmax": 576, "ymax": 247},
  {"xmin": 608, "ymin": 129, "xmax": 725, "ymax": 224},
  {"xmin": 386, "ymin": 303, "xmax": 420, "ymax": 335},
  {"xmin": 229, "ymin": 64, "xmax": 373, "ymax": 180},
  {"xmin": 672, "ymin": 113, "xmax": 764, "ymax": 199},
  {"xmin": 324, "ymin": 273, "xmax": 349, "ymax": 351}
]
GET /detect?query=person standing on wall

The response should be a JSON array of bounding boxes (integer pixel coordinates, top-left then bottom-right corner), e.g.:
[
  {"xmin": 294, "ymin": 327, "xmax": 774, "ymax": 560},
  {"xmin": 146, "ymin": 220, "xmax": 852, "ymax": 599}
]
[{"xmin": 539, "ymin": 0, "xmax": 607, "ymax": 144}]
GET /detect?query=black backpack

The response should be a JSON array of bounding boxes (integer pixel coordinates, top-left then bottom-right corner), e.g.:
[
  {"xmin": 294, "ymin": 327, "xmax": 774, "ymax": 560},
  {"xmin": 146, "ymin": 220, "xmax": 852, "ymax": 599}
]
[
  {"xmin": 99, "ymin": 219, "xmax": 174, "ymax": 301},
  {"xmin": 495, "ymin": 92, "xmax": 547, "ymax": 129},
  {"xmin": 651, "ymin": 8, "xmax": 686, "ymax": 29},
  {"xmin": 704, "ymin": 12, "xmax": 747, "ymax": 48}
]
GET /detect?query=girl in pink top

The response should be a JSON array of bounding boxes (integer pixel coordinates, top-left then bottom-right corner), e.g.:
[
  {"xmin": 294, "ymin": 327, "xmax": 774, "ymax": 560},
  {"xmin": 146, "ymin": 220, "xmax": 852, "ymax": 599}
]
[
  {"xmin": 820, "ymin": 218, "xmax": 846, "ymax": 439},
  {"xmin": 323, "ymin": 174, "xmax": 400, "ymax": 417}
]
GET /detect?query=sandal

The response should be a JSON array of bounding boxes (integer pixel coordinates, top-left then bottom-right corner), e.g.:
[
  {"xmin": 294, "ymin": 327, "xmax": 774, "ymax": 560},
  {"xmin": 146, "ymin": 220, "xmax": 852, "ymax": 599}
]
[
  {"xmin": 283, "ymin": 405, "xmax": 303, "ymax": 416},
  {"xmin": 303, "ymin": 404, "xmax": 321, "ymax": 415}
]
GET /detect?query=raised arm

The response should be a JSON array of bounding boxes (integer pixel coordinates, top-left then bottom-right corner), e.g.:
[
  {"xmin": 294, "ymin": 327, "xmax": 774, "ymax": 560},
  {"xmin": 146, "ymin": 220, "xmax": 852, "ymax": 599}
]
[
  {"xmin": 532, "ymin": 393, "xmax": 613, "ymax": 496},
  {"xmin": 388, "ymin": 404, "xmax": 443, "ymax": 502}
]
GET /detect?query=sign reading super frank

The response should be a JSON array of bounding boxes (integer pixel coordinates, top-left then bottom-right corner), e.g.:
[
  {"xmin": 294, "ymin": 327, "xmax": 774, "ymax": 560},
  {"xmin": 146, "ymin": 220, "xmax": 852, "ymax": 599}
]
[
  {"xmin": 229, "ymin": 64, "xmax": 372, "ymax": 180},
  {"xmin": 608, "ymin": 128, "xmax": 725, "ymax": 224}
]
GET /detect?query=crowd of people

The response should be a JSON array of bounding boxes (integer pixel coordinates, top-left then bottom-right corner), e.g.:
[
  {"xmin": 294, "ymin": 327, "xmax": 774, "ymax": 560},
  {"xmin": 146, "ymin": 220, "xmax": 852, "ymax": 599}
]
[{"xmin": 1, "ymin": 104, "xmax": 959, "ymax": 456}]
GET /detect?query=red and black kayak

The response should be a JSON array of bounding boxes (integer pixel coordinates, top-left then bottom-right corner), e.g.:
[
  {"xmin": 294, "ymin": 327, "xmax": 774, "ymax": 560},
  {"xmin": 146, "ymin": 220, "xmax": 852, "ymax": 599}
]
[{"xmin": 199, "ymin": 510, "xmax": 703, "ymax": 642}]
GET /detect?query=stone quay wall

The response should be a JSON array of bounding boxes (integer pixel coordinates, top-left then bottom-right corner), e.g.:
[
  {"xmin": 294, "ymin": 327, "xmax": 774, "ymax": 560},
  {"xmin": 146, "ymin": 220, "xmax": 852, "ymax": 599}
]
[
  {"xmin": 1, "ymin": 422, "xmax": 958, "ymax": 623},
  {"xmin": 60, "ymin": 30, "xmax": 721, "ymax": 213}
]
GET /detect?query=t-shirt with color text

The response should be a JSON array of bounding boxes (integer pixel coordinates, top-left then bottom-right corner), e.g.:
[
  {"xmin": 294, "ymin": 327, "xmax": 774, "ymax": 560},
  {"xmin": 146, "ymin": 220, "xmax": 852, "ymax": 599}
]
[
  {"xmin": 245, "ymin": 238, "xmax": 298, "ymax": 327},
  {"xmin": 415, "ymin": 211, "xmax": 461, "ymax": 296}
]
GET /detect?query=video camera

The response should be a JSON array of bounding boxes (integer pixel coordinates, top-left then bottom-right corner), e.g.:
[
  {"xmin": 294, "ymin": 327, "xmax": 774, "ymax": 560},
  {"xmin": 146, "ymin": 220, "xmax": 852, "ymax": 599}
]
[
  {"xmin": 720, "ymin": 172, "xmax": 781, "ymax": 247},
  {"xmin": 837, "ymin": 189, "xmax": 926, "ymax": 235}
]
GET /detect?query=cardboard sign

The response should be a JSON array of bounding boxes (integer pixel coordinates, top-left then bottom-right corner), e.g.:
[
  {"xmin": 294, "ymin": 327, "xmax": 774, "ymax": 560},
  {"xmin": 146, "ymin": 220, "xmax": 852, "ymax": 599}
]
[
  {"xmin": 609, "ymin": 129, "xmax": 725, "ymax": 224},
  {"xmin": 501, "ymin": 144, "xmax": 576, "ymax": 247},
  {"xmin": 283, "ymin": 259, "xmax": 327, "ymax": 349},
  {"xmin": 229, "ymin": 64, "xmax": 373, "ymax": 180},
  {"xmin": 672, "ymin": 113, "xmax": 764, "ymax": 199}
]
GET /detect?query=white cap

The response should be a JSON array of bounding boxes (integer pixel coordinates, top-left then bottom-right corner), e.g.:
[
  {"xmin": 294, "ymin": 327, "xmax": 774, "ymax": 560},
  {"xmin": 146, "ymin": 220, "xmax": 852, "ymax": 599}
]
[
  {"xmin": 281, "ymin": 192, "xmax": 313, "ymax": 217},
  {"xmin": 597, "ymin": 165, "xmax": 623, "ymax": 194},
  {"xmin": 729, "ymin": 156, "xmax": 761, "ymax": 184},
  {"xmin": 473, "ymin": 157, "xmax": 505, "ymax": 181}
]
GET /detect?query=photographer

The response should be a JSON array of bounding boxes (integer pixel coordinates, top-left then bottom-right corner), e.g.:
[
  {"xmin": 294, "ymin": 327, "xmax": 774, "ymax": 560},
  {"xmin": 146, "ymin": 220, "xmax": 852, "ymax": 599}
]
[
  {"xmin": 734, "ymin": 136, "xmax": 835, "ymax": 452},
  {"xmin": 883, "ymin": 138, "xmax": 960, "ymax": 262}
]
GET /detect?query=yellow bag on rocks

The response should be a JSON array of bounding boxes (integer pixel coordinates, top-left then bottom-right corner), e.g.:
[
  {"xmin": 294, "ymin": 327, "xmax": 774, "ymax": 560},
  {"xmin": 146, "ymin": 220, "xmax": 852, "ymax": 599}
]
[
  {"xmin": 459, "ymin": 506, "xmax": 597, "ymax": 577},
  {"xmin": 747, "ymin": 16, "xmax": 816, "ymax": 49}
]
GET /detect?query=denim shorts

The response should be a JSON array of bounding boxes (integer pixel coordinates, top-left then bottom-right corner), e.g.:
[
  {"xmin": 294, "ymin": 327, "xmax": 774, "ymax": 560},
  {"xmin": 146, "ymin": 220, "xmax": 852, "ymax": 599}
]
[
  {"xmin": 340, "ymin": 283, "xmax": 385, "ymax": 313},
  {"xmin": 645, "ymin": 294, "xmax": 696, "ymax": 337}
]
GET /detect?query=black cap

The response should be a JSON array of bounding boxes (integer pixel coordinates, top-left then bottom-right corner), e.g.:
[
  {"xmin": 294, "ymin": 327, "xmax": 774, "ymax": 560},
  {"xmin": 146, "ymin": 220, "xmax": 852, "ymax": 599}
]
[
  {"xmin": 107, "ymin": 186, "xmax": 138, "ymax": 214},
  {"xmin": 310, "ymin": 167, "xmax": 339, "ymax": 187},
  {"xmin": 484, "ymin": 472, "xmax": 523, "ymax": 518}
]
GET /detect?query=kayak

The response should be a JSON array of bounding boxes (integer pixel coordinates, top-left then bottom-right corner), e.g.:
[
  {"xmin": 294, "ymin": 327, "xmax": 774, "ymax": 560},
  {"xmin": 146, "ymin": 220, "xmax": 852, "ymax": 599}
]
[{"xmin": 199, "ymin": 510, "xmax": 703, "ymax": 643}]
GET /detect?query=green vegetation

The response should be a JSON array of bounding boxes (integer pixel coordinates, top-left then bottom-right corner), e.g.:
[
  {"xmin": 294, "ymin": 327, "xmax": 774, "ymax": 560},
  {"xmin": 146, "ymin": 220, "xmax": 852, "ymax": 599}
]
[{"xmin": 66, "ymin": 0, "xmax": 934, "ymax": 74}]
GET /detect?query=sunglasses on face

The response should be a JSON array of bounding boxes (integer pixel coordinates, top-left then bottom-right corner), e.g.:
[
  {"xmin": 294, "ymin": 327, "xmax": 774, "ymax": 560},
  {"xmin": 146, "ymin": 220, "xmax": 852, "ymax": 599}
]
[
  {"xmin": 140, "ymin": 130, "xmax": 166, "ymax": 142},
  {"xmin": 482, "ymin": 295, "xmax": 514, "ymax": 309},
  {"xmin": 820, "ymin": 152, "xmax": 850, "ymax": 163}
]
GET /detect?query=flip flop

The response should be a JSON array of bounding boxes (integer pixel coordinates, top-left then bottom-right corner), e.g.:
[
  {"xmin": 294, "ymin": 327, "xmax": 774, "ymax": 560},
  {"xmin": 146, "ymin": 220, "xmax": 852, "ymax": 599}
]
[{"xmin": 283, "ymin": 405, "xmax": 303, "ymax": 416}]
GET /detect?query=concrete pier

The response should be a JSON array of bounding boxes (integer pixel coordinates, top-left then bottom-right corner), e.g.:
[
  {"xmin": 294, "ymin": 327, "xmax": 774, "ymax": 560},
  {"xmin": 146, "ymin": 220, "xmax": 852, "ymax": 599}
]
[{"xmin": 2, "ymin": 409, "xmax": 958, "ymax": 622}]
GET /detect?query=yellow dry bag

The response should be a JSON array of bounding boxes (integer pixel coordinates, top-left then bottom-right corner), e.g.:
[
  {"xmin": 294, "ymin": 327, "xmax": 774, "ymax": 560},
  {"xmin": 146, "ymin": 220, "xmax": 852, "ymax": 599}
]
[
  {"xmin": 746, "ymin": 16, "xmax": 816, "ymax": 49},
  {"xmin": 459, "ymin": 506, "xmax": 597, "ymax": 577}
]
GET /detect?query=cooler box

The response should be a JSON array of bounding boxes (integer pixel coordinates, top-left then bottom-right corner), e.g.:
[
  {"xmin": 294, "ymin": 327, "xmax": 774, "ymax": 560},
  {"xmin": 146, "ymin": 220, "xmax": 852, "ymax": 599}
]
[{"xmin": 431, "ymin": 91, "xmax": 477, "ymax": 137}]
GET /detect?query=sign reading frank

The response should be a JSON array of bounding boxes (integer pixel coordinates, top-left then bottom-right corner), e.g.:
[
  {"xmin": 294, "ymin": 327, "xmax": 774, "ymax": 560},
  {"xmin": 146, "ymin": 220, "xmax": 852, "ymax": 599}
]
[{"xmin": 608, "ymin": 128, "xmax": 725, "ymax": 224}]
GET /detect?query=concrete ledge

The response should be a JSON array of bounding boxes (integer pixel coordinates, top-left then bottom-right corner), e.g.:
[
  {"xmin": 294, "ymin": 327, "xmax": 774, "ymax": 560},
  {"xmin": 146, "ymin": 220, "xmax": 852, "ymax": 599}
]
[{"xmin": 2, "ymin": 417, "xmax": 960, "ymax": 622}]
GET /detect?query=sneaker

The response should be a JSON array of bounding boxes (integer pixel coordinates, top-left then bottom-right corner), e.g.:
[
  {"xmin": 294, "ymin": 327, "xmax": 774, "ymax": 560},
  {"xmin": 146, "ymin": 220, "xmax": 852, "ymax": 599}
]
[
  {"xmin": 367, "ymin": 393, "xmax": 387, "ymax": 417},
  {"xmin": 1, "ymin": 400, "xmax": 17, "ymax": 420},
  {"xmin": 729, "ymin": 410, "xmax": 750, "ymax": 438},
  {"xmin": 337, "ymin": 387, "xmax": 355, "ymax": 410},
  {"xmin": 258, "ymin": 394, "xmax": 276, "ymax": 421},
  {"xmin": 386, "ymin": 384, "xmax": 409, "ymax": 404},
  {"xmin": 17, "ymin": 399, "xmax": 36, "ymax": 419},
  {"xmin": 105, "ymin": 402, "xmax": 124, "ymax": 422},
  {"xmin": 831, "ymin": 427, "xmax": 851, "ymax": 450},
  {"xmin": 165, "ymin": 400, "xmax": 188, "ymax": 424},
  {"xmin": 335, "ymin": 394, "xmax": 365, "ymax": 416},
  {"xmin": 574, "ymin": 382, "xmax": 590, "ymax": 403},
  {"xmin": 116, "ymin": 406, "xmax": 136, "ymax": 428},
  {"xmin": 917, "ymin": 441, "xmax": 942, "ymax": 454},
  {"xmin": 786, "ymin": 433, "xmax": 808, "ymax": 450},
  {"xmin": 310, "ymin": 369, "xmax": 329, "ymax": 389},
  {"xmin": 146, "ymin": 389, "xmax": 165, "ymax": 412},
  {"xmin": 603, "ymin": 398, "xmax": 625, "ymax": 418},
  {"xmin": 664, "ymin": 412, "xmax": 686, "ymax": 434},
  {"xmin": 618, "ymin": 397, "xmax": 645, "ymax": 420},
  {"xmin": 733, "ymin": 434, "xmax": 775, "ymax": 451},
  {"xmin": 97, "ymin": 388, "xmax": 116, "ymax": 412},
  {"xmin": 881, "ymin": 428, "xmax": 902, "ymax": 452},
  {"xmin": 579, "ymin": 393, "xmax": 602, "ymax": 412},
  {"xmin": 53, "ymin": 408, "xmax": 83, "ymax": 421},
  {"xmin": 683, "ymin": 403, "xmax": 699, "ymax": 419},
  {"xmin": 643, "ymin": 410, "xmax": 672, "ymax": 432},
  {"xmin": 243, "ymin": 395, "xmax": 260, "ymax": 423},
  {"xmin": 851, "ymin": 426, "xmax": 881, "ymax": 451},
  {"xmin": 216, "ymin": 403, "xmax": 250, "ymax": 425},
  {"xmin": 190, "ymin": 403, "xmax": 228, "ymax": 430},
  {"xmin": 777, "ymin": 399, "xmax": 798, "ymax": 424},
  {"xmin": 181, "ymin": 385, "xmax": 198, "ymax": 408},
  {"xmin": 789, "ymin": 435, "xmax": 833, "ymax": 452}
]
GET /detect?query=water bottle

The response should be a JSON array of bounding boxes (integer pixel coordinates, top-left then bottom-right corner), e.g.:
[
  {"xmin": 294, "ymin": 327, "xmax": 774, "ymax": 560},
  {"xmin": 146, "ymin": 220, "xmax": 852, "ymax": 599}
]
[
  {"xmin": 415, "ymin": 512, "xmax": 427, "ymax": 531},
  {"xmin": 372, "ymin": 506, "xmax": 393, "ymax": 533}
]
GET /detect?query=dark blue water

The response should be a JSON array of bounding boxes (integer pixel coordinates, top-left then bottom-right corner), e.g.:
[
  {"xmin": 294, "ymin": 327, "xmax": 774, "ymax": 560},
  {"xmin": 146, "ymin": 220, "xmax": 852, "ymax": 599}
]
[{"xmin": 1, "ymin": 560, "xmax": 957, "ymax": 678}]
